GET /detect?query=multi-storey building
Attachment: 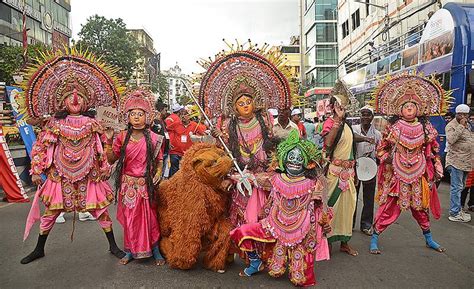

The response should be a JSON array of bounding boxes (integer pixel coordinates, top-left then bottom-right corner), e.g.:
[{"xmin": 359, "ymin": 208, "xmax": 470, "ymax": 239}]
[
  {"xmin": 0, "ymin": 0, "xmax": 71, "ymax": 48},
  {"xmin": 301, "ymin": 0, "xmax": 339, "ymax": 104},
  {"xmin": 162, "ymin": 63, "xmax": 191, "ymax": 106},
  {"xmin": 128, "ymin": 28, "xmax": 160, "ymax": 89}
]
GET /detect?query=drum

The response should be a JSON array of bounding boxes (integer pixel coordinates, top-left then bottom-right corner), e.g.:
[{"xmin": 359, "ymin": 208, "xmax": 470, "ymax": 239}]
[{"xmin": 356, "ymin": 157, "xmax": 377, "ymax": 181}]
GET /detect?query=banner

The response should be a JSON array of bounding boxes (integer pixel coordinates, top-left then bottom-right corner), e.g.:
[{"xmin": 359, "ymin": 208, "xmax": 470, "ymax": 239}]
[
  {"xmin": 0, "ymin": 127, "xmax": 29, "ymax": 202},
  {"xmin": 6, "ymin": 86, "xmax": 37, "ymax": 157}
]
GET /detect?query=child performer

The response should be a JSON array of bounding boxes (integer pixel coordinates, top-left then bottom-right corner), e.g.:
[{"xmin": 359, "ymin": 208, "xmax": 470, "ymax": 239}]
[
  {"xmin": 230, "ymin": 130, "xmax": 331, "ymax": 287},
  {"xmin": 104, "ymin": 88, "xmax": 166, "ymax": 265}
]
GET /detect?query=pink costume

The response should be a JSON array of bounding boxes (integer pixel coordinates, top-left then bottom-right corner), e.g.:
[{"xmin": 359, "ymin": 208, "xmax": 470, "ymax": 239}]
[
  {"xmin": 219, "ymin": 115, "xmax": 272, "ymax": 227},
  {"xmin": 112, "ymin": 131, "xmax": 163, "ymax": 258},
  {"xmin": 230, "ymin": 173, "xmax": 330, "ymax": 287},
  {"xmin": 24, "ymin": 116, "xmax": 113, "ymax": 239},
  {"xmin": 374, "ymin": 119, "xmax": 441, "ymax": 232}
]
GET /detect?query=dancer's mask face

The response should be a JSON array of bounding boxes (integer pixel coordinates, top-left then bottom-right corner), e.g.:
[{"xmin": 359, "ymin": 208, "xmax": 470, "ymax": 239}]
[
  {"xmin": 129, "ymin": 109, "xmax": 146, "ymax": 129},
  {"xmin": 285, "ymin": 147, "xmax": 305, "ymax": 177},
  {"xmin": 63, "ymin": 92, "xmax": 85, "ymax": 115},
  {"xmin": 401, "ymin": 102, "xmax": 418, "ymax": 121},
  {"xmin": 235, "ymin": 95, "xmax": 254, "ymax": 119}
]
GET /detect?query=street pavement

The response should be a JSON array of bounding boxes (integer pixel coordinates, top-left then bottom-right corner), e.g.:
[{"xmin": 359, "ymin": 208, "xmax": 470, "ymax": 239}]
[{"xmin": 0, "ymin": 182, "xmax": 472, "ymax": 289}]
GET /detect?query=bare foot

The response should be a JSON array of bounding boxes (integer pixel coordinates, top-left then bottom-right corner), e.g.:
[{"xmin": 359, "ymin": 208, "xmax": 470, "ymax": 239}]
[
  {"xmin": 340, "ymin": 243, "xmax": 358, "ymax": 256},
  {"xmin": 120, "ymin": 256, "xmax": 132, "ymax": 265},
  {"xmin": 155, "ymin": 259, "xmax": 166, "ymax": 266}
]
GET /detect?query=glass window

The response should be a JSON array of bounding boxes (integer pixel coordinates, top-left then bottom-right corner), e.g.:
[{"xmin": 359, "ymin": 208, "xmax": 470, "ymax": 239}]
[
  {"xmin": 351, "ymin": 9, "xmax": 360, "ymax": 30},
  {"xmin": 305, "ymin": 25, "xmax": 316, "ymax": 50},
  {"xmin": 316, "ymin": 23, "xmax": 337, "ymax": 43},
  {"xmin": 315, "ymin": 0, "xmax": 337, "ymax": 20},
  {"xmin": 342, "ymin": 20, "xmax": 349, "ymax": 38},
  {"xmin": 316, "ymin": 67, "xmax": 337, "ymax": 87},
  {"xmin": 315, "ymin": 45, "xmax": 338, "ymax": 65},
  {"xmin": 0, "ymin": 3, "xmax": 12, "ymax": 23},
  {"xmin": 304, "ymin": 4, "xmax": 315, "ymax": 32},
  {"xmin": 306, "ymin": 47, "xmax": 316, "ymax": 69}
]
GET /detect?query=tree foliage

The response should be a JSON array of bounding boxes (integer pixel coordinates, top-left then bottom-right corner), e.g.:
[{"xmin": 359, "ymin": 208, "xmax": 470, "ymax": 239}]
[
  {"xmin": 0, "ymin": 44, "xmax": 47, "ymax": 85},
  {"xmin": 150, "ymin": 72, "xmax": 169, "ymax": 102},
  {"xmin": 76, "ymin": 15, "xmax": 139, "ymax": 80}
]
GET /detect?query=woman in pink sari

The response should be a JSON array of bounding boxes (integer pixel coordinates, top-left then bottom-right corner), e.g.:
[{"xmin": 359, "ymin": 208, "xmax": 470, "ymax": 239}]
[{"xmin": 105, "ymin": 88, "xmax": 165, "ymax": 265}]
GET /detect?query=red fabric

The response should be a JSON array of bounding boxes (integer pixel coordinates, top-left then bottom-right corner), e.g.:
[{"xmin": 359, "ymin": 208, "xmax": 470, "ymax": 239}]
[
  {"xmin": 289, "ymin": 252, "xmax": 316, "ymax": 287},
  {"xmin": 165, "ymin": 113, "xmax": 205, "ymax": 156},
  {"xmin": 466, "ymin": 171, "xmax": 474, "ymax": 188},
  {"xmin": 321, "ymin": 117, "xmax": 335, "ymax": 136},
  {"xmin": 297, "ymin": 121, "xmax": 307, "ymax": 138},
  {"xmin": 0, "ymin": 129, "xmax": 28, "ymax": 203},
  {"xmin": 374, "ymin": 196, "xmax": 430, "ymax": 233},
  {"xmin": 230, "ymin": 222, "xmax": 275, "ymax": 251}
]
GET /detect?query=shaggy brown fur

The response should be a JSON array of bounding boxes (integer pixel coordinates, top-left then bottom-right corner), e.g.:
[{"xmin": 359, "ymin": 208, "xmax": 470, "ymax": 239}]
[{"xmin": 157, "ymin": 143, "xmax": 233, "ymax": 271}]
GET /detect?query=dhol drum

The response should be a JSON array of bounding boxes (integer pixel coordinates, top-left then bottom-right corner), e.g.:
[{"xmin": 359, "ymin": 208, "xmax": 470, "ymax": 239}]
[{"xmin": 356, "ymin": 156, "xmax": 377, "ymax": 181}]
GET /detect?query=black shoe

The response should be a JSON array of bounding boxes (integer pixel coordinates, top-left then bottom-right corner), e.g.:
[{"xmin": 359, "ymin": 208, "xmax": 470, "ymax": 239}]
[
  {"xmin": 21, "ymin": 234, "xmax": 48, "ymax": 264},
  {"xmin": 105, "ymin": 231, "xmax": 126, "ymax": 259}
]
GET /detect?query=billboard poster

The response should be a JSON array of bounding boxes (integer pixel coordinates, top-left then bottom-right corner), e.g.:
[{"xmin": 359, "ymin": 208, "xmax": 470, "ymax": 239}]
[
  {"xmin": 389, "ymin": 52, "xmax": 402, "ymax": 72},
  {"xmin": 343, "ymin": 68, "xmax": 366, "ymax": 87},
  {"xmin": 365, "ymin": 62, "xmax": 377, "ymax": 80},
  {"xmin": 420, "ymin": 31, "xmax": 453, "ymax": 63},
  {"xmin": 377, "ymin": 56, "xmax": 390, "ymax": 76},
  {"xmin": 402, "ymin": 45, "xmax": 419, "ymax": 69}
]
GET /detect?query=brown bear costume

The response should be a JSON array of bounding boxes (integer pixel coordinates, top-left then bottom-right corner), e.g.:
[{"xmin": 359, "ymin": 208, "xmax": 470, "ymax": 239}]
[{"xmin": 157, "ymin": 143, "xmax": 233, "ymax": 272}]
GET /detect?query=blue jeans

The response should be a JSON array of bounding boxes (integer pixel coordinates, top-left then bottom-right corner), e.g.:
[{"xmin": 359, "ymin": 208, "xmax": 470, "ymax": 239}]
[
  {"xmin": 447, "ymin": 166, "xmax": 468, "ymax": 216},
  {"xmin": 169, "ymin": 154, "xmax": 182, "ymax": 178}
]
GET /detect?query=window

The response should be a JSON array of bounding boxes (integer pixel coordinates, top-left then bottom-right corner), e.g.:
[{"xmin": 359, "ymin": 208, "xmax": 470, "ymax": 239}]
[
  {"xmin": 315, "ymin": 0, "xmax": 337, "ymax": 20},
  {"xmin": 0, "ymin": 3, "xmax": 12, "ymax": 23},
  {"xmin": 351, "ymin": 9, "xmax": 361, "ymax": 31},
  {"xmin": 365, "ymin": 0, "xmax": 370, "ymax": 16},
  {"xmin": 305, "ymin": 25, "xmax": 316, "ymax": 49},
  {"xmin": 304, "ymin": 4, "xmax": 315, "ymax": 32},
  {"xmin": 315, "ymin": 45, "xmax": 338, "ymax": 65},
  {"xmin": 342, "ymin": 20, "xmax": 349, "ymax": 39},
  {"xmin": 306, "ymin": 48, "xmax": 316, "ymax": 69},
  {"xmin": 316, "ymin": 67, "xmax": 338, "ymax": 87},
  {"xmin": 315, "ymin": 23, "xmax": 337, "ymax": 42},
  {"xmin": 281, "ymin": 46, "xmax": 299, "ymax": 54}
]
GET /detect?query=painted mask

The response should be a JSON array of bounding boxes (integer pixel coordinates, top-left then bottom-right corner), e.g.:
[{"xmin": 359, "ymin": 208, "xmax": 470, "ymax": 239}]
[{"xmin": 284, "ymin": 147, "xmax": 305, "ymax": 177}]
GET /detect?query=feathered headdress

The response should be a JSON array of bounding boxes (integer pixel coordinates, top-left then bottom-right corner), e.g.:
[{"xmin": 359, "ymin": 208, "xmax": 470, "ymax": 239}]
[
  {"xmin": 370, "ymin": 72, "xmax": 453, "ymax": 116},
  {"xmin": 196, "ymin": 40, "xmax": 296, "ymax": 118},
  {"xmin": 20, "ymin": 46, "xmax": 125, "ymax": 118}
]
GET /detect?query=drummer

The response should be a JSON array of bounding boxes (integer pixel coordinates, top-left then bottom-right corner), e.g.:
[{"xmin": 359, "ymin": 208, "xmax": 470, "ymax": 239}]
[{"xmin": 352, "ymin": 105, "xmax": 382, "ymax": 235}]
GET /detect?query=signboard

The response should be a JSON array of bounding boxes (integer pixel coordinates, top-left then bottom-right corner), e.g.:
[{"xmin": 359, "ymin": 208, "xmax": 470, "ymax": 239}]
[
  {"xmin": 96, "ymin": 106, "xmax": 125, "ymax": 130},
  {"xmin": 420, "ymin": 9, "xmax": 455, "ymax": 43},
  {"xmin": 52, "ymin": 30, "xmax": 69, "ymax": 51},
  {"xmin": 6, "ymin": 86, "xmax": 37, "ymax": 157}
]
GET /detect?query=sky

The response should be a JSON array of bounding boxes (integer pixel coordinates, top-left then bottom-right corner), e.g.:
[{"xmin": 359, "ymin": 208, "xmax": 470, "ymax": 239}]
[{"xmin": 70, "ymin": 0, "xmax": 300, "ymax": 75}]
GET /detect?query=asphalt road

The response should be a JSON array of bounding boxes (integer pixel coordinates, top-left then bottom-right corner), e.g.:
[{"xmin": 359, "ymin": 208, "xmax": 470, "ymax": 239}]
[{"xmin": 0, "ymin": 182, "xmax": 472, "ymax": 289}]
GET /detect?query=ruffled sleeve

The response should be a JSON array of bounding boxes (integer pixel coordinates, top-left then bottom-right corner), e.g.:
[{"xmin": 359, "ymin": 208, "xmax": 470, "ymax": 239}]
[
  {"xmin": 30, "ymin": 119, "xmax": 59, "ymax": 175},
  {"xmin": 376, "ymin": 124, "xmax": 394, "ymax": 164}
]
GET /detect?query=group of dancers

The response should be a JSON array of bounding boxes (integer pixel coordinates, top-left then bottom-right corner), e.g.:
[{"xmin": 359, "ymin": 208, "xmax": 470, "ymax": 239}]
[{"xmin": 18, "ymin": 46, "xmax": 451, "ymax": 287}]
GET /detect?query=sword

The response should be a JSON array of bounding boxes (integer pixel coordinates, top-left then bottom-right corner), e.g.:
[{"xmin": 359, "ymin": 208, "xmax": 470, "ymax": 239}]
[{"xmin": 182, "ymin": 82, "xmax": 254, "ymax": 196}]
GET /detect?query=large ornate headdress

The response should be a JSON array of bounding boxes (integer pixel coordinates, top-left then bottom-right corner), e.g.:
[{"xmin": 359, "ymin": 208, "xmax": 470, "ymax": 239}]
[
  {"xmin": 196, "ymin": 40, "xmax": 296, "ymax": 118},
  {"xmin": 370, "ymin": 72, "xmax": 452, "ymax": 116},
  {"xmin": 330, "ymin": 79, "xmax": 358, "ymax": 112},
  {"xmin": 277, "ymin": 129, "xmax": 322, "ymax": 171},
  {"xmin": 120, "ymin": 87, "xmax": 156, "ymax": 124},
  {"xmin": 20, "ymin": 47, "xmax": 125, "ymax": 118}
]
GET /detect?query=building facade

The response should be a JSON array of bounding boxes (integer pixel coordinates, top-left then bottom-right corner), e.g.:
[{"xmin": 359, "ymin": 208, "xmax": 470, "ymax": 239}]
[
  {"xmin": 302, "ymin": 0, "xmax": 339, "ymax": 103},
  {"xmin": 128, "ymin": 28, "xmax": 160, "ymax": 89},
  {"xmin": 162, "ymin": 63, "xmax": 191, "ymax": 107},
  {"xmin": 0, "ymin": 0, "xmax": 71, "ymax": 48}
]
